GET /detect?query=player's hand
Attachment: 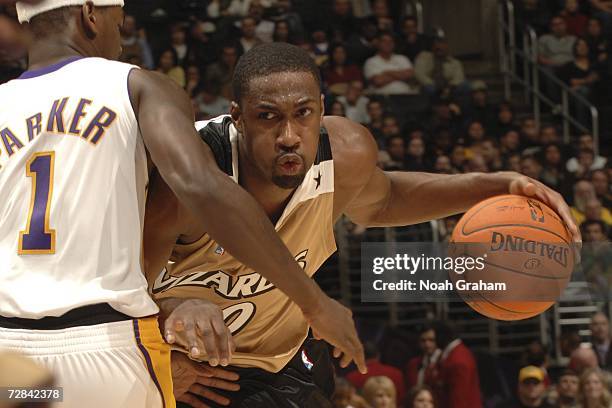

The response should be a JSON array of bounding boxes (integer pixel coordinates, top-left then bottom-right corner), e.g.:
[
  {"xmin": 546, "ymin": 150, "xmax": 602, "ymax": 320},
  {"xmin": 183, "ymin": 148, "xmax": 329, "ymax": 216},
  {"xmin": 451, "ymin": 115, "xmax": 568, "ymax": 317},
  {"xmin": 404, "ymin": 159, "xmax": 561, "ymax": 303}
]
[
  {"xmin": 303, "ymin": 294, "xmax": 367, "ymax": 374},
  {"xmin": 163, "ymin": 298, "xmax": 234, "ymax": 366},
  {"xmin": 172, "ymin": 351, "xmax": 240, "ymax": 408},
  {"xmin": 505, "ymin": 172, "xmax": 581, "ymax": 244}
]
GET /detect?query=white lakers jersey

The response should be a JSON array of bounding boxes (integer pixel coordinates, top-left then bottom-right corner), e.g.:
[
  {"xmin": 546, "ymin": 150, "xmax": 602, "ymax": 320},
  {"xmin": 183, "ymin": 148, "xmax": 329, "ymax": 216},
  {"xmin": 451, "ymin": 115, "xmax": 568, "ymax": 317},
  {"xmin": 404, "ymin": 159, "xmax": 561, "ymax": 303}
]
[{"xmin": 0, "ymin": 57, "xmax": 158, "ymax": 318}]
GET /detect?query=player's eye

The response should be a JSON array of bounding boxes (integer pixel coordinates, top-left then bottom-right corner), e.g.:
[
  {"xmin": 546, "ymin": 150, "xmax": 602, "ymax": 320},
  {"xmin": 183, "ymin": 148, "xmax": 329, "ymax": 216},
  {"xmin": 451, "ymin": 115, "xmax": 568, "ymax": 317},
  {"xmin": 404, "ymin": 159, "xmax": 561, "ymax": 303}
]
[
  {"xmin": 297, "ymin": 108, "xmax": 312, "ymax": 118},
  {"xmin": 258, "ymin": 112, "xmax": 277, "ymax": 120}
]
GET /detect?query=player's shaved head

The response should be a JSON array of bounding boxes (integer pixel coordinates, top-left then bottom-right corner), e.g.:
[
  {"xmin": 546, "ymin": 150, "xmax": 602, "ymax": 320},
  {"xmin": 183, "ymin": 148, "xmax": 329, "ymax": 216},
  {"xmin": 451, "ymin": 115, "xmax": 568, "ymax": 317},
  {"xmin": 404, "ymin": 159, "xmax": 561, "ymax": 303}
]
[{"xmin": 232, "ymin": 42, "xmax": 321, "ymax": 105}]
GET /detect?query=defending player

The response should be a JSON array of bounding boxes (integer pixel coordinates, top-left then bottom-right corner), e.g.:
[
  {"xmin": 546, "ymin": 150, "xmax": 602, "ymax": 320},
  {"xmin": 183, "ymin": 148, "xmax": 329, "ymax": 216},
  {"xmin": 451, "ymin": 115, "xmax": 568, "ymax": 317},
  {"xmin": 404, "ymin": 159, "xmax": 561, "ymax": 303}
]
[
  {"xmin": 0, "ymin": 4, "xmax": 365, "ymax": 408},
  {"xmin": 145, "ymin": 43, "xmax": 581, "ymax": 407}
]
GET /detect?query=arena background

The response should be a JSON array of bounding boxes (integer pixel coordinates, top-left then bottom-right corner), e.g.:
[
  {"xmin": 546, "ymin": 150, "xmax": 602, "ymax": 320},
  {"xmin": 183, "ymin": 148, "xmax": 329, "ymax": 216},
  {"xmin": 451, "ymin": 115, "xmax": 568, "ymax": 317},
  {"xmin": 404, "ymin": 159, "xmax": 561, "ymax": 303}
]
[{"xmin": 1, "ymin": 1, "xmax": 610, "ymax": 407}]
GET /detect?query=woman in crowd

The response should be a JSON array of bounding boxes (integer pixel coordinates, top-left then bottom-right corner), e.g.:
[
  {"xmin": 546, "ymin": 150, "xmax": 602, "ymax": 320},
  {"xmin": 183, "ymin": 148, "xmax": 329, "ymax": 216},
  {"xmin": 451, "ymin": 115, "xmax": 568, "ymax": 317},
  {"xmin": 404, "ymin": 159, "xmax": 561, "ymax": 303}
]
[
  {"xmin": 405, "ymin": 386, "xmax": 435, "ymax": 408},
  {"xmin": 156, "ymin": 48, "xmax": 186, "ymax": 88},
  {"xmin": 363, "ymin": 376, "xmax": 397, "ymax": 408},
  {"xmin": 578, "ymin": 368, "xmax": 612, "ymax": 408},
  {"xmin": 323, "ymin": 43, "xmax": 363, "ymax": 95}
]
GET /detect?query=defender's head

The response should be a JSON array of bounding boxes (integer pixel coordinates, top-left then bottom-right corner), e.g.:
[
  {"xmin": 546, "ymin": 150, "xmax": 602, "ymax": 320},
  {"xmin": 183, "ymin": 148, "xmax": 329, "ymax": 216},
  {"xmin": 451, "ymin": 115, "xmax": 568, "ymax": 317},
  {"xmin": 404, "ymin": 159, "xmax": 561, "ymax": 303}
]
[
  {"xmin": 17, "ymin": 0, "xmax": 125, "ymax": 60},
  {"xmin": 231, "ymin": 43, "xmax": 324, "ymax": 190}
]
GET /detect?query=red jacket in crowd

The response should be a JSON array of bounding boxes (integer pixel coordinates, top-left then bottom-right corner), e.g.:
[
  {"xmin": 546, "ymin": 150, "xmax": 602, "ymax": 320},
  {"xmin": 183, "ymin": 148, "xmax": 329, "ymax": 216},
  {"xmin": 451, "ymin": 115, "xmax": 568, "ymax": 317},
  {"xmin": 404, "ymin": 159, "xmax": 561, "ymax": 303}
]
[{"xmin": 433, "ymin": 340, "xmax": 482, "ymax": 408}]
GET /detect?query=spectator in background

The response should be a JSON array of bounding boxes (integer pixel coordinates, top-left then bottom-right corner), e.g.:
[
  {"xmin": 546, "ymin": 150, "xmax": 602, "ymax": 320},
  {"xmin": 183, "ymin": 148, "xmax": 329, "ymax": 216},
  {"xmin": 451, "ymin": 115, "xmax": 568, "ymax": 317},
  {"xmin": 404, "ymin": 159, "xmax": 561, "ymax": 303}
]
[
  {"xmin": 362, "ymin": 376, "xmax": 397, "ymax": 408},
  {"xmin": 540, "ymin": 143, "xmax": 575, "ymax": 198},
  {"xmin": 521, "ymin": 155, "xmax": 544, "ymax": 181},
  {"xmin": 589, "ymin": 312, "xmax": 612, "ymax": 369},
  {"xmin": 522, "ymin": 341, "xmax": 552, "ymax": 387},
  {"xmin": 567, "ymin": 134, "xmax": 607, "ymax": 173},
  {"xmin": 492, "ymin": 102, "xmax": 517, "ymax": 138},
  {"xmin": 433, "ymin": 321, "xmax": 482, "ymax": 408},
  {"xmin": 465, "ymin": 120, "xmax": 486, "ymax": 146},
  {"xmin": 406, "ymin": 325, "xmax": 441, "ymax": 390},
  {"xmin": 156, "ymin": 48, "xmax": 185, "ymax": 88},
  {"xmin": 569, "ymin": 347, "xmax": 600, "ymax": 375},
  {"xmin": 120, "ymin": 15, "xmax": 154, "ymax": 69},
  {"xmin": 185, "ymin": 65, "xmax": 201, "ymax": 97},
  {"xmin": 578, "ymin": 368, "xmax": 612, "ymax": 408},
  {"xmin": 405, "ymin": 136, "xmax": 429, "ymax": 172},
  {"xmin": 520, "ymin": 117, "xmax": 541, "ymax": 149},
  {"xmin": 475, "ymin": 138, "xmax": 503, "ymax": 171},
  {"xmin": 561, "ymin": 0, "xmax": 589, "ymax": 37},
  {"xmin": 327, "ymin": 0, "xmax": 358, "ymax": 40},
  {"xmin": 272, "ymin": 19, "xmax": 292, "ymax": 43},
  {"xmin": 187, "ymin": 20, "xmax": 218, "ymax": 68},
  {"xmin": 590, "ymin": 169, "xmax": 612, "ymax": 208},
  {"xmin": 496, "ymin": 366, "xmax": 553, "ymax": 408},
  {"xmin": 364, "ymin": 32, "xmax": 419, "ymax": 95},
  {"xmin": 346, "ymin": 342, "xmax": 406, "ymax": 403},
  {"xmin": 379, "ymin": 114, "xmax": 402, "ymax": 146},
  {"xmin": 195, "ymin": 82, "xmax": 231, "ymax": 120},
  {"xmin": 547, "ymin": 369, "xmax": 580, "ymax": 408},
  {"xmin": 506, "ymin": 153, "xmax": 523, "ymax": 173},
  {"xmin": 589, "ymin": 0, "xmax": 612, "ymax": 33},
  {"xmin": 170, "ymin": 24, "xmax": 189, "ymax": 67},
  {"xmin": 397, "ymin": 16, "xmax": 431, "ymax": 62},
  {"xmin": 248, "ymin": 0, "xmax": 275, "ymax": 43},
  {"xmin": 337, "ymin": 80, "xmax": 370, "ymax": 123},
  {"xmin": 582, "ymin": 220, "xmax": 610, "ymax": 242},
  {"xmin": 206, "ymin": 0, "xmax": 253, "ymax": 19},
  {"xmin": 378, "ymin": 134, "xmax": 405, "ymax": 170},
  {"xmin": 345, "ymin": 18, "xmax": 378, "ymax": 65},
  {"xmin": 414, "ymin": 37, "xmax": 468, "ymax": 97},
  {"xmin": 329, "ymin": 100, "xmax": 347, "ymax": 116},
  {"xmin": 369, "ymin": 0, "xmax": 394, "ymax": 33},
  {"xmin": 434, "ymin": 155, "xmax": 454, "ymax": 174},
  {"xmin": 571, "ymin": 149, "xmax": 605, "ymax": 178},
  {"xmin": 238, "ymin": 16, "xmax": 263, "ymax": 53},
  {"xmin": 311, "ymin": 28, "xmax": 330, "ymax": 66},
  {"xmin": 463, "ymin": 81, "xmax": 497, "ymax": 131},
  {"xmin": 205, "ymin": 43, "xmax": 240, "ymax": 100},
  {"xmin": 585, "ymin": 17, "xmax": 610, "ymax": 63},
  {"xmin": 538, "ymin": 16, "xmax": 576, "ymax": 69},
  {"xmin": 366, "ymin": 99, "xmax": 385, "ymax": 139},
  {"xmin": 406, "ymin": 385, "xmax": 436, "ymax": 408},
  {"xmin": 500, "ymin": 130, "xmax": 522, "ymax": 158},
  {"xmin": 333, "ymin": 377, "xmax": 370, "ymax": 408},
  {"xmin": 269, "ymin": 0, "xmax": 304, "ymax": 41},
  {"xmin": 450, "ymin": 144, "xmax": 467, "ymax": 172},
  {"xmin": 432, "ymin": 128, "xmax": 453, "ymax": 157},
  {"xmin": 539, "ymin": 124, "xmax": 561, "ymax": 146},
  {"xmin": 323, "ymin": 43, "xmax": 363, "ymax": 95}
]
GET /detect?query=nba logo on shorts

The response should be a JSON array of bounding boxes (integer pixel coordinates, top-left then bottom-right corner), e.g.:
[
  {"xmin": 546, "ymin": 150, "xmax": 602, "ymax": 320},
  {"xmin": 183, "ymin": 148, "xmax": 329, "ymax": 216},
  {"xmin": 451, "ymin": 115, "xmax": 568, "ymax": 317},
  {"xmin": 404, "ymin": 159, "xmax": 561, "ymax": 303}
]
[
  {"xmin": 301, "ymin": 349, "xmax": 313, "ymax": 371},
  {"xmin": 215, "ymin": 245, "xmax": 225, "ymax": 255}
]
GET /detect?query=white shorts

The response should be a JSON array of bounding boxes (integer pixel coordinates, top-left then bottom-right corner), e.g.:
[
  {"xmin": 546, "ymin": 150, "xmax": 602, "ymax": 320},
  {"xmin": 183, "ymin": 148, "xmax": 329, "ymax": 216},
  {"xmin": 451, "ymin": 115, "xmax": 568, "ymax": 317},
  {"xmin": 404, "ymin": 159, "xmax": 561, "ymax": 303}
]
[{"xmin": 0, "ymin": 317, "xmax": 174, "ymax": 408}]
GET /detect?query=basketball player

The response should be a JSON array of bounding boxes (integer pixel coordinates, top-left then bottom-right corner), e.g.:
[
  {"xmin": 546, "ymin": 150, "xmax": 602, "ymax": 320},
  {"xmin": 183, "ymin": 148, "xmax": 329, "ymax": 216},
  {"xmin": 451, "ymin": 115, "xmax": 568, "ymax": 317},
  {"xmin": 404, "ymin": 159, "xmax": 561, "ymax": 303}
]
[
  {"xmin": 145, "ymin": 43, "xmax": 581, "ymax": 407},
  {"xmin": 0, "ymin": 3, "xmax": 365, "ymax": 407}
]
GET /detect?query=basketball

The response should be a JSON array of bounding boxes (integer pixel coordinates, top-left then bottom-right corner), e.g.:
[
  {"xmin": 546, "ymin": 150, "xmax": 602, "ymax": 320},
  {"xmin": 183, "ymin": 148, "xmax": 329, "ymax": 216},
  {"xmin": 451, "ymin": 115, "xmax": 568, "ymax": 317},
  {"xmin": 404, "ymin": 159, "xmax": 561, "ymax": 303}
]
[{"xmin": 450, "ymin": 195, "xmax": 575, "ymax": 321}]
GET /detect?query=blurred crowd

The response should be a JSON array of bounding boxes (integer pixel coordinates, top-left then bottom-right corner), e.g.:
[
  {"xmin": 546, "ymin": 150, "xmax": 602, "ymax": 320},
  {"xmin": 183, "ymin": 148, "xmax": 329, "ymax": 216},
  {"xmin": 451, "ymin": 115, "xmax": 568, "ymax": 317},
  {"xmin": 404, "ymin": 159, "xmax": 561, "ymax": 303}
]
[{"xmin": 0, "ymin": 0, "xmax": 611, "ymax": 407}]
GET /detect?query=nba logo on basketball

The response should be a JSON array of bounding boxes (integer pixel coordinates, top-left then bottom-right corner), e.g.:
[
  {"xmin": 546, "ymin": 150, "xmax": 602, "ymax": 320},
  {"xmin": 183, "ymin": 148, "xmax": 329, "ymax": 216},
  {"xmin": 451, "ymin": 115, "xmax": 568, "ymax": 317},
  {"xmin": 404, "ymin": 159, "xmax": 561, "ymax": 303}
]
[{"xmin": 215, "ymin": 245, "xmax": 225, "ymax": 255}]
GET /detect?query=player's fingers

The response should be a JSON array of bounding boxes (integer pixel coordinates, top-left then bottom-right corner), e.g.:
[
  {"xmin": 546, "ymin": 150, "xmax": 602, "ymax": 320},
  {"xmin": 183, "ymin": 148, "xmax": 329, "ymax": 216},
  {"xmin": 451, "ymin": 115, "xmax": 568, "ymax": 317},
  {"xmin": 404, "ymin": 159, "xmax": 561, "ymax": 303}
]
[
  {"xmin": 339, "ymin": 350, "xmax": 352, "ymax": 368},
  {"xmin": 164, "ymin": 315, "xmax": 179, "ymax": 344},
  {"xmin": 184, "ymin": 322, "xmax": 201, "ymax": 358},
  {"xmin": 189, "ymin": 384, "xmax": 232, "ymax": 406},
  {"xmin": 177, "ymin": 392, "xmax": 211, "ymax": 408},
  {"xmin": 352, "ymin": 341, "xmax": 367, "ymax": 374},
  {"xmin": 197, "ymin": 320, "xmax": 220, "ymax": 366},
  {"xmin": 333, "ymin": 347, "xmax": 341, "ymax": 358},
  {"xmin": 198, "ymin": 376, "xmax": 241, "ymax": 392},
  {"xmin": 210, "ymin": 317, "xmax": 231, "ymax": 366},
  {"xmin": 201, "ymin": 366, "xmax": 240, "ymax": 381},
  {"xmin": 312, "ymin": 330, "xmax": 322, "ymax": 340}
]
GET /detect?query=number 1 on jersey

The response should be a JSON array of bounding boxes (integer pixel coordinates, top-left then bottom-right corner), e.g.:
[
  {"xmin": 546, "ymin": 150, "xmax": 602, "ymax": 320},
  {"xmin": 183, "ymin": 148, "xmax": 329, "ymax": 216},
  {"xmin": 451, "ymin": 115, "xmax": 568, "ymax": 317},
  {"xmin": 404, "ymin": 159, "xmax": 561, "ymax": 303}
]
[{"xmin": 19, "ymin": 152, "xmax": 56, "ymax": 254}]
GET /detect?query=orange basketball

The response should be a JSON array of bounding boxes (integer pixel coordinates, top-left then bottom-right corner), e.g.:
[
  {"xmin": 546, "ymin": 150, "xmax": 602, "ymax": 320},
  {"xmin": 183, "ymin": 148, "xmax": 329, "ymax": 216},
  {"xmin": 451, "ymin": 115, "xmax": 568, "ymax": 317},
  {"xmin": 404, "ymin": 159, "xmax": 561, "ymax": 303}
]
[{"xmin": 450, "ymin": 194, "xmax": 575, "ymax": 321}]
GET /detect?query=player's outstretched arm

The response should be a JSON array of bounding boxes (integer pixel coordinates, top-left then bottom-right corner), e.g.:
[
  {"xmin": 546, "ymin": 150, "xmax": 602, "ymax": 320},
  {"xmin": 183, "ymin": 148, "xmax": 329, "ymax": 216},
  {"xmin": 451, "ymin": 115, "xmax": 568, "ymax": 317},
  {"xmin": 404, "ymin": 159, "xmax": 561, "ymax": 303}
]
[
  {"xmin": 328, "ymin": 117, "xmax": 580, "ymax": 244},
  {"xmin": 130, "ymin": 70, "xmax": 367, "ymax": 373}
]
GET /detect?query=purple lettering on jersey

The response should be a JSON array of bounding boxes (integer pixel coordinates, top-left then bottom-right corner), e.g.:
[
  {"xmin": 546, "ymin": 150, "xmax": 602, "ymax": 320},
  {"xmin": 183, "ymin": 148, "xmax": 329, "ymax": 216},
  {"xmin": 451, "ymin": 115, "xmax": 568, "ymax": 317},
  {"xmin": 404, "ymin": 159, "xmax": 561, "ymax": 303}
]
[
  {"xmin": 26, "ymin": 113, "xmax": 42, "ymax": 141},
  {"xmin": 0, "ymin": 127, "xmax": 24, "ymax": 156},
  {"xmin": 68, "ymin": 98, "xmax": 92, "ymax": 136},
  {"xmin": 46, "ymin": 97, "xmax": 69, "ymax": 133},
  {"xmin": 82, "ymin": 106, "xmax": 117, "ymax": 144}
]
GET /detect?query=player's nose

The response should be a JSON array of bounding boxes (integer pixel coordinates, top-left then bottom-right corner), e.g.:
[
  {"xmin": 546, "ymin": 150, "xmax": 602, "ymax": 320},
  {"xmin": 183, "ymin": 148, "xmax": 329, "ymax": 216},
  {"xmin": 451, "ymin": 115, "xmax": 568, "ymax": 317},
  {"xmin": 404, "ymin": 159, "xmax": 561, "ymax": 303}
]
[{"xmin": 276, "ymin": 121, "xmax": 301, "ymax": 150}]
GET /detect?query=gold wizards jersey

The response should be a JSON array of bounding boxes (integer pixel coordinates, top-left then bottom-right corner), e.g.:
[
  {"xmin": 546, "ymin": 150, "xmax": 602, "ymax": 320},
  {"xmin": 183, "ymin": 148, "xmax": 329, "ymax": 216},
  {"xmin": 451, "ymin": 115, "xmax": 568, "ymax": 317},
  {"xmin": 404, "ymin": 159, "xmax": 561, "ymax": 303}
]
[{"xmin": 151, "ymin": 115, "xmax": 336, "ymax": 372}]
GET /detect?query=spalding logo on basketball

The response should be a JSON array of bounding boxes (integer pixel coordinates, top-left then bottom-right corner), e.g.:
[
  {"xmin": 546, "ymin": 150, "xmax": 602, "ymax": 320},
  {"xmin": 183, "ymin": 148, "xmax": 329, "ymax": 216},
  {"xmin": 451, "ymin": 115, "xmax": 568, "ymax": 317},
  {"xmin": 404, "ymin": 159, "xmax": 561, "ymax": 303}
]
[{"xmin": 450, "ymin": 194, "xmax": 575, "ymax": 321}]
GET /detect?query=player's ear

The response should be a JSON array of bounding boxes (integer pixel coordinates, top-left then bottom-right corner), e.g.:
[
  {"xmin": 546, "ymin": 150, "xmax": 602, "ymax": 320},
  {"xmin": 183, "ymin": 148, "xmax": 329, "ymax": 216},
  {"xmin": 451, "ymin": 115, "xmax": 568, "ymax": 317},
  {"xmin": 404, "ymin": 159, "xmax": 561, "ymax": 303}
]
[
  {"xmin": 81, "ymin": 2, "xmax": 98, "ymax": 38},
  {"xmin": 230, "ymin": 102, "xmax": 243, "ymax": 134},
  {"xmin": 320, "ymin": 94, "xmax": 325, "ymax": 120}
]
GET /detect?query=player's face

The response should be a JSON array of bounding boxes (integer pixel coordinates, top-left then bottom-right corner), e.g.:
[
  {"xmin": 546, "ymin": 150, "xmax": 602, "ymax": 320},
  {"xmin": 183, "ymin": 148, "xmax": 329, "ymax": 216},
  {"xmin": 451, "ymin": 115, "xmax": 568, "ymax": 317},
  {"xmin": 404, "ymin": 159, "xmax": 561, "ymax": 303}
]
[
  {"xmin": 95, "ymin": 6, "xmax": 124, "ymax": 60},
  {"xmin": 233, "ymin": 71, "xmax": 324, "ymax": 189}
]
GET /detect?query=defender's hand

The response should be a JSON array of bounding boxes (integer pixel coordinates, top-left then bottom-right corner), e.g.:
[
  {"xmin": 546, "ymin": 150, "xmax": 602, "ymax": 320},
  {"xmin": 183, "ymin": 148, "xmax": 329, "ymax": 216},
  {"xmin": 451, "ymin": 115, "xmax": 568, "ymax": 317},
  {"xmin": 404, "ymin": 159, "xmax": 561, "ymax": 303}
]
[
  {"xmin": 172, "ymin": 351, "xmax": 240, "ymax": 408},
  {"xmin": 164, "ymin": 299, "xmax": 234, "ymax": 366},
  {"xmin": 304, "ymin": 294, "xmax": 367, "ymax": 374},
  {"xmin": 505, "ymin": 172, "xmax": 581, "ymax": 244}
]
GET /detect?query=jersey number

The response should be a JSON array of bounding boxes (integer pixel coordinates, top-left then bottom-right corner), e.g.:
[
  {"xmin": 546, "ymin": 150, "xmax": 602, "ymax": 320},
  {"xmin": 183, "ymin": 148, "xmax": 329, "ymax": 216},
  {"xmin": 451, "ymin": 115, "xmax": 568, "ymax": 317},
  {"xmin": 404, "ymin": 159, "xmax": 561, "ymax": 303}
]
[{"xmin": 19, "ymin": 152, "xmax": 56, "ymax": 254}]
